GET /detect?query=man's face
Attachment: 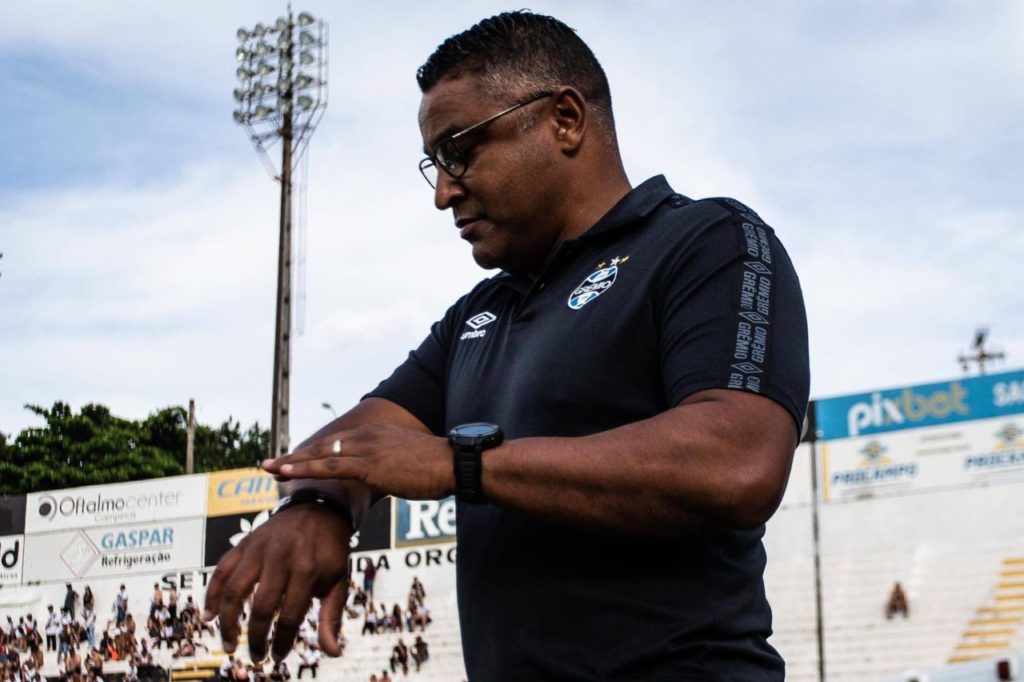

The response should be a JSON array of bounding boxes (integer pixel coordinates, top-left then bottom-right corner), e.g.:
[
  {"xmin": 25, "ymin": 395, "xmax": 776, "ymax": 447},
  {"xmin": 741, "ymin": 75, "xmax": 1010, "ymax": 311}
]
[{"xmin": 418, "ymin": 75, "xmax": 564, "ymax": 275}]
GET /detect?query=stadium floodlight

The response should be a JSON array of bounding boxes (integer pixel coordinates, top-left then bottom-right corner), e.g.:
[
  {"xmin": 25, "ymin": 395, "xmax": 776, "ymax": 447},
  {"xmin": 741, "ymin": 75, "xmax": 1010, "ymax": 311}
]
[{"xmin": 231, "ymin": 8, "xmax": 329, "ymax": 459}]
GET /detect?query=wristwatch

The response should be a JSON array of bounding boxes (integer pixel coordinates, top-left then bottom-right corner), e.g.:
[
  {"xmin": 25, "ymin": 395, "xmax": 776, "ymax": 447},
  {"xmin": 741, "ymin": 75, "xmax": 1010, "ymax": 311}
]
[{"xmin": 448, "ymin": 423, "xmax": 504, "ymax": 504}]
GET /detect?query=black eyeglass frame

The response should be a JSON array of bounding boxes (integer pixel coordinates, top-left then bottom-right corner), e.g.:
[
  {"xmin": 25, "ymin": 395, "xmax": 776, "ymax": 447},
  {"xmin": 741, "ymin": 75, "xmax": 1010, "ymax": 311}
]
[{"xmin": 418, "ymin": 91, "xmax": 554, "ymax": 189}]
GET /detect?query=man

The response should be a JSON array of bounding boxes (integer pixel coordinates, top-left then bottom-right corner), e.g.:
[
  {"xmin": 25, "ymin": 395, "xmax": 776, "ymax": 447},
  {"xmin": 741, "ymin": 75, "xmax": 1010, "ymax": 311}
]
[
  {"xmin": 205, "ymin": 11, "xmax": 808, "ymax": 681},
  {"xmin": 64, "ymin": 585, "xmax": 80, "ymax": 621}
]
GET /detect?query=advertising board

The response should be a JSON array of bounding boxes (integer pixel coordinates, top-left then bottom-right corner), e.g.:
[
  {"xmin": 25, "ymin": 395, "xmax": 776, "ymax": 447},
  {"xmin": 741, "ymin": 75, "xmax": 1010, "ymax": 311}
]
[
  {"xmin": 815, "ymin": 369, "xmax": 1024, "ymax": 441},
  {"xmin": 206, "ymin": 468, "xmax": 278, "ymax": 517},
  {"xmin": 0, "ymin": 496, "xmax": 26, "ymax": 536},
  {"xmin": 0, "ymin": 535, "xmax": 24, "ymax": 585},
  {"xmin": 25, "ymin": 475, "xmax": 207, "ymax": 534},
  {"xmin": 22, "ymin": 517, "xmax": 205, "ymax": 581},
  {"xmin": 819, "ymin": 415, "xmax": 1024, "ymax": 502},
  {"xmin": 394, "ymin": 496, "xmax": 456, "ymax": 547},
  {"xmin": 204, "ymin": 497, "xmax": 392, "ymax": 567}
]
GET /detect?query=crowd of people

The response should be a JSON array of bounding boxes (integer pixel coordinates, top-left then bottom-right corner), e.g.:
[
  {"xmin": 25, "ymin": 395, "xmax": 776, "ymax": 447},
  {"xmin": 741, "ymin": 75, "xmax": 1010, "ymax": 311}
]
[
  {"xmin": 5, "ymin": 573, "xmax": 438, "ymax": 682},
  {"xmin": 1, "ymin": 582, "xmax": 213, "ymax": 682}
]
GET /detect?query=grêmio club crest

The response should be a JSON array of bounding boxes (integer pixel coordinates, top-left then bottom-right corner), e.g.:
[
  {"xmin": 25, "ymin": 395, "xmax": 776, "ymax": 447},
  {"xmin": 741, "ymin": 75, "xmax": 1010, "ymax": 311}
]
[{"xmin": 568, "ymin": 256, "xmax": 628, "ymax": 310}]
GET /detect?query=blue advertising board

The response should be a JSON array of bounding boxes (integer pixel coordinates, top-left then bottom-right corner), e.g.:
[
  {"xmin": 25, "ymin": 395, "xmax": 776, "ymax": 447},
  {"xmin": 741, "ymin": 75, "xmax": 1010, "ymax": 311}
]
[
  {"xmin": 394, "ymin": 496, "xmax": 456, "ymax": 547},
  {"xmin": 815, "ymin": 369, "xmax": 1024, "ymax": 440}
]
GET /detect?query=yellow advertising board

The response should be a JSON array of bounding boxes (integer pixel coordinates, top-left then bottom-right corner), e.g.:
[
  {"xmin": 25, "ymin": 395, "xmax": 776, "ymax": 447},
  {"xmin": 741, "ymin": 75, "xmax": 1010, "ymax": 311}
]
[{"xmin": 206, "ymin": 468, "xmax": 279, "ymax": 517}]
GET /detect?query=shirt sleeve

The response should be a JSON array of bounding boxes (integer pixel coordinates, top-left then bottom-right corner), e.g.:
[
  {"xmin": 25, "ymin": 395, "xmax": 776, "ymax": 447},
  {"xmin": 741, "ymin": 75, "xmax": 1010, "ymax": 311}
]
[
  {"xmin": 363, "ymin": 291, "xmax": 474, "ymax": 436},
  {"xmin": 655, "ymin": 198, "xmax": 810, "ymax": 435}
]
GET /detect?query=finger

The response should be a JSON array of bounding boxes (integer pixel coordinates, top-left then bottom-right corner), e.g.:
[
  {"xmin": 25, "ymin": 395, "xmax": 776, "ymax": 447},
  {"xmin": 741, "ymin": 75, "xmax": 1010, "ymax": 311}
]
[
  {"xmin": 269, "ymin": 563, "xmax": 316, "ymax": 662},
  {"xmin": 274, "ymin": 455, "xmax": 365, "ymax": 481},
  {"xmin": 212, "ymin": 553, "xmax": 263, "ymax": 655},
  {"xmin": 202, "ymin": 549, "xmax": 242, "ymax": 621},
  {"xmin": 268, "ymin": 429, "xmax": 362, "ymax": 467},
  {"xmin": 317, "ymin": 580, "xmax": 349, "ymax": 657},
  {"xmin": 247, "ymin": 562, "xmax": 289, "ymax": 662}
]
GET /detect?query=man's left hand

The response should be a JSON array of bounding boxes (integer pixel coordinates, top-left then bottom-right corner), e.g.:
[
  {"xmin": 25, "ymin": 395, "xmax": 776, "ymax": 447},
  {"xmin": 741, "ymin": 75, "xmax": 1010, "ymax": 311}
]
[{"xmin": 263, "ymin": 424, "xmax": 455, "ymax": 500}]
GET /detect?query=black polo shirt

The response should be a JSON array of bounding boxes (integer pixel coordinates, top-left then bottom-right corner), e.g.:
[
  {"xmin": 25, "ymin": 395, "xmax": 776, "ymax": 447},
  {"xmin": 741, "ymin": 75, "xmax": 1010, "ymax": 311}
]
[{"xmin": 368, "ymin": 176, "xmax": 810, "ymax": 681}]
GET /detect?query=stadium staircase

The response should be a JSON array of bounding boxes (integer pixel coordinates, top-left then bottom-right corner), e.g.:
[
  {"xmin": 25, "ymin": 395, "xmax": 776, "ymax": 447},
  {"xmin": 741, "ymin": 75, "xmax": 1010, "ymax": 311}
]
[
  {"xmin": 817, "ymin": 544, "xmax": 1017, "ymax": 681},
  {"xmin": 949, "ymin": 555, "xmax": 1024, "ymax": 664}
]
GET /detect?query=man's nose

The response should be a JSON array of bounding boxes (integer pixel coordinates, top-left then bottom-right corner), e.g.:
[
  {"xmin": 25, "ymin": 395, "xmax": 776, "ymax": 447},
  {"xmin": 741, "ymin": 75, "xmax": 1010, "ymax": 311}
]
[{"xmin": 433, "ymin": 171, "xmax": 465, "ymax": 211}]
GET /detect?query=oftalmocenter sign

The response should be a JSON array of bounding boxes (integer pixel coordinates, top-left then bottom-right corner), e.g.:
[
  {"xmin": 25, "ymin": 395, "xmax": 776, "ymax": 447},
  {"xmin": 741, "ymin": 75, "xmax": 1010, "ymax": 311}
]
[{"xmin": 25, "ymin": 476, "xmax": 206, "ymax": 534}]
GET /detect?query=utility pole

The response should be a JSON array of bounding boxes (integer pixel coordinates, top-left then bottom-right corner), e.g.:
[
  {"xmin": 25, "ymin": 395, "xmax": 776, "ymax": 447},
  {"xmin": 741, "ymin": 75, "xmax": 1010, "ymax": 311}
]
[
  {"xmin": 233, "ymin": 10, "xmax": 328, "ymax": 458},
  {"xmin": 186, "ymin": 399, "xmax": 196, "ymax": 475}
]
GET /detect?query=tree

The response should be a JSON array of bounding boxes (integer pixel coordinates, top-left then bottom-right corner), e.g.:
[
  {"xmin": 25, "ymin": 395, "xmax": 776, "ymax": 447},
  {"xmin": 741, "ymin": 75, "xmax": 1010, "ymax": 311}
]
[{"xmin": 0, "ymin": 402, "xmax": 270, "ymax": 496}]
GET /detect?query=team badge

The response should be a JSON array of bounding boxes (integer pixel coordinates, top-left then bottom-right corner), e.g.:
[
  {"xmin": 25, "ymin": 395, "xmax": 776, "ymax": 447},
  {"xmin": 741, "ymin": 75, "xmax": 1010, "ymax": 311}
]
[{"xmin": 568, "ymin": 256, "xmax": 629, "ymax": 310}]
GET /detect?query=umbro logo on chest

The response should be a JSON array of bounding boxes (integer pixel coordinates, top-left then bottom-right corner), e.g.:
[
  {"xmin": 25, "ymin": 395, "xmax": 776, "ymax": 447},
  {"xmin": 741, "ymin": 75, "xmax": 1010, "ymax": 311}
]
[
  {"xmin": 460, "ymin": 311, "xmax": 496, "ymax": 340},
  {"xmin": 568, "ymin": 255, "xmax": 629, "ymax": 310}
]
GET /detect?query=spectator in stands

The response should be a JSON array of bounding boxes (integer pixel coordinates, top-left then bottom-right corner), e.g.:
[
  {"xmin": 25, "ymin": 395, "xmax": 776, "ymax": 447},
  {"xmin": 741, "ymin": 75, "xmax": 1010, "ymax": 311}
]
[
  {"xmin": 232, "ymin": 658, "xmax": 249, "ymax": 681},
  {"xmin": 44, "ymin": 606, "xmax": 59, "ymax": 652},
  {"xmin": 390, "ymin": 604, "xmax": 403, "ymax": 634},
  {"xmin": 410, "ymin": 578, "xmax": 425, "ymax": 605},
  {"xmin": 219, "ymin": 654, "xmax": 235, "ymax": 682},
  {"xmin": 410, "ymin": 602, "xmax": 430, "ymax": 632},
  {"xmin": 389, "ymin": 639, "xmax": 408, "ymax": 675},
  {"xmin": 411, "ymin": 636, "xmax": 428, "ymax": 672},
  {"xmin": 296, "ymin": 644, "xmax": 320, "ymax": 679},
  {"xmin": 64, "ymin": 585, "xmax": 80, "ymax": 621},
  {"xmin": 379, "ymin": 670, "xmax": 392, "ymax": 682},
  {"xmin": 87, "ymin": 647, "xmax": 103, "ymax": 678},
  {"xmin": 885, "ymin": 581, "xmax": 909, "ymax": 619},
  {"xmin": 83, "ymin": 607, "xmax": 97, "ymax": 650},
  {"xmin": 113, "ymin": 586, "xmax": 128, "ymax": 627},
  {"xmin": 270, "ymin": 660, "xmax": 290, "ymax": 682},
  {"xmin": 363, "ymin": 562, "xmax": 377, "ymax": 602},
  {"xmin": 66, "ymin": 644, "xmax": 83, "ymax": 679},
  {"xmin": 168, "ymin": 585, "xmax": 179, "ymax": 623},
  {"xmin": 137, "ymin": 641, "xmax": 156, "ymax": 682},
  {"xmin": 150, "ymin": 584, "xmax": 164, "ymax": 620},
  {"xmin": 377, "ymin": 603, "xmax": 392, "ymax": 632},
  {"xmin": 361, "ymin": 608, "xmax": 377, "ymax": 636},
  {"xmin": 82, "ymin": 587, "xmax": 94, "ymax": 615},
  {"xmin": 125, "ymin": 654, "xmax": 139, "ymax": 682},
  {"xmin": 58, "ymin": 623, "xmax": 73, "ymax": 660}
]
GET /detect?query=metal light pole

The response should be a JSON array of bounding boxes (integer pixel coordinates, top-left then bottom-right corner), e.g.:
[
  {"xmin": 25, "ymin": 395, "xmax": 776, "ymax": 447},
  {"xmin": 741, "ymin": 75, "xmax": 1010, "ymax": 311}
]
[{"xmin": 233, "ymin": 10, "xmax": 328, "ymax": 458}]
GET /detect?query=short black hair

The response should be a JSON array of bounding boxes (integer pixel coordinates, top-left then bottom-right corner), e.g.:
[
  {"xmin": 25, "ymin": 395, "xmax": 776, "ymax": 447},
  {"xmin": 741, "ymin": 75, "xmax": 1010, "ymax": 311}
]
[{"xmin": 417, "ymin": 11, "xmax": 613, "ymax": 128}]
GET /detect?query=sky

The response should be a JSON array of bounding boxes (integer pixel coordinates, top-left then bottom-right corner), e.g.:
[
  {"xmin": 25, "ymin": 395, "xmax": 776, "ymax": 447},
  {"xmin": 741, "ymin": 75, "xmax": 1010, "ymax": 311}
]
[{"xmin": 1, "ymin": 1, "xmax": 1022, "ymax": 445}]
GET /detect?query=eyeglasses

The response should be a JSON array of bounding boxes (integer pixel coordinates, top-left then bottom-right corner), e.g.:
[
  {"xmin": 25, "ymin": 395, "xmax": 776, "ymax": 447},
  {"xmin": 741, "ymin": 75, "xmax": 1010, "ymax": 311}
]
[{"xmin": 419, "ymin": 91, "xmax": 553, "ymax": 189}]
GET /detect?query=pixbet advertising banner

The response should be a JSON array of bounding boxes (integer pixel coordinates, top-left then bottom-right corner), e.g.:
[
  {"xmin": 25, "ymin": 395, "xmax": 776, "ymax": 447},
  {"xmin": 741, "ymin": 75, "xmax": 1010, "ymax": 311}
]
[
  {"xmin": 23, "ymin": 517, "xmax": 205, "ymax": 582},
  {"xmin": 814, "ymin": 369, "xmax": 1024, "ymax": 441},
  {"xmin": 820, "ymin": 415, "xmax": 1024, "ymax": 502},
  {"xmin": 0, "ymin": 535, "xmax": 24, "ymax": 585},
  {"xmin": 25, "ymin": 475, "xmax": 207, "ymax": 534},
  {"xmin": 206, "ymin": 468, "xmax": 278, "ymax": 517}
]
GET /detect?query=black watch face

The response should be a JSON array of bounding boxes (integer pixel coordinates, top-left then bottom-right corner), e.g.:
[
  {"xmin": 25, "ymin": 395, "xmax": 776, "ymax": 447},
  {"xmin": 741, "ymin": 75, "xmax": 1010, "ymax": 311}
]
[{"xmin": 454, "ymin": 423, "xmax": 499, "ymax": 438}]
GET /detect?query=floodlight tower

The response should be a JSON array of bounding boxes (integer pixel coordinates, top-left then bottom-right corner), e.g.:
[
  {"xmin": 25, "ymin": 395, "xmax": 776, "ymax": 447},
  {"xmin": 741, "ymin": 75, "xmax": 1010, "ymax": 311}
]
[{"xmin": 233, "ymin": 10, "xmax": 328, "ymax": 458}]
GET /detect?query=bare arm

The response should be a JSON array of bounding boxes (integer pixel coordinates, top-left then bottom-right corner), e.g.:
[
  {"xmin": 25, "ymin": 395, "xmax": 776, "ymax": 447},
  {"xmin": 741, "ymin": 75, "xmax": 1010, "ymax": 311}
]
[{"xmin": 267, "ymin": 388, "xmax": 798, "ymax": 536}]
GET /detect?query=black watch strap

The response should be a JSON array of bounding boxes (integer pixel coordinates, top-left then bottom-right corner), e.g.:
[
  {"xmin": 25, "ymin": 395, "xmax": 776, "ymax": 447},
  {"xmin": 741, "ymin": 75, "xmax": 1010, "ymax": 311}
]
[
  {"xmin": 453, "ymin": 443, "xmax": 487, "ymax": 504},
  {"xmin": 271, "ymin": 490, "xmax": 353, "ymax": 526}
]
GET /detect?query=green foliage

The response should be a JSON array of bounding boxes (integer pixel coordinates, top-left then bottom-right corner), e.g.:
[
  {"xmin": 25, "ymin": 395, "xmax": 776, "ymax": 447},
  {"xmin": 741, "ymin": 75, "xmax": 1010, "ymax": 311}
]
[{"xmin": 0, "ymin": 402, "xmax": 270, "ymax": 496}]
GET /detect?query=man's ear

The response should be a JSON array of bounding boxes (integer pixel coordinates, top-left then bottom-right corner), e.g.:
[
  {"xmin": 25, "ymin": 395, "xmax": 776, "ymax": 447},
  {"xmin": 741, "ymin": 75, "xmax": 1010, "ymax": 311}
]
[{"xmin": 550, "ymin": 86, "xmax": 587, "ymax": 152}]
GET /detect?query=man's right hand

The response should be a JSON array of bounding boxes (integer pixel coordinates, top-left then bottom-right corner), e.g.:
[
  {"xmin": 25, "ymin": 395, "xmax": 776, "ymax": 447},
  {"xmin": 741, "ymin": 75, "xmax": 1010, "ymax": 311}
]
[{"xmin": 202, "ymin": 504, "xmax": 352, "ymax": 662}]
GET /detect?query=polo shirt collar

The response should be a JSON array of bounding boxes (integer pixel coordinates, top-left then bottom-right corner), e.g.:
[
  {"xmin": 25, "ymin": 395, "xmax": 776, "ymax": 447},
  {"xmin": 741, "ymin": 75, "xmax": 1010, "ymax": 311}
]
[
  {"xmin": 577, "ymin": 175, "xmax": 675, "ymax": 241},
  {"xmin": 493, "ymin": 175, "xmax": 676, "ymax": 292}
]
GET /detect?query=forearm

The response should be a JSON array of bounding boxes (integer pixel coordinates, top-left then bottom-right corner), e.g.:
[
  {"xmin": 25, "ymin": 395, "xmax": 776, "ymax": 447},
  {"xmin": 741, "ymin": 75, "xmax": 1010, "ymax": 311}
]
[{"xmin": 482, "ymin": 391, "xmax": 796, "ymax": 537}]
